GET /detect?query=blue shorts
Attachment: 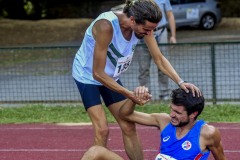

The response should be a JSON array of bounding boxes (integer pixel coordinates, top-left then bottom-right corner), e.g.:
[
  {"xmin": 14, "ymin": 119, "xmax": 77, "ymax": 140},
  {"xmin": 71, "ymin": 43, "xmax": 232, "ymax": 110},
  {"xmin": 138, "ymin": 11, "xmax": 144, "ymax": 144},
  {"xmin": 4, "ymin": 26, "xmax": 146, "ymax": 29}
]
[{"xmin": 74, "ymin": 79, "xmax": 127, "ymax": 110}]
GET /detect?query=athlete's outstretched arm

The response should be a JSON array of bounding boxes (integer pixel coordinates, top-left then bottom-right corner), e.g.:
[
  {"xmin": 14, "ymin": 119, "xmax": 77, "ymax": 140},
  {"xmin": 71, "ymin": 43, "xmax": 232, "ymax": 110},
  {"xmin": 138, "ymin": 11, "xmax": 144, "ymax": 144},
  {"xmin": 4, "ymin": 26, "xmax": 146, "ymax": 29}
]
[
  {"xmin": 119, "ymin": 86, "xmax": 170, "ymax": 128},
  {"xmin": 144, "ymin": 33, "xmax": 201, "ymax": 97}
]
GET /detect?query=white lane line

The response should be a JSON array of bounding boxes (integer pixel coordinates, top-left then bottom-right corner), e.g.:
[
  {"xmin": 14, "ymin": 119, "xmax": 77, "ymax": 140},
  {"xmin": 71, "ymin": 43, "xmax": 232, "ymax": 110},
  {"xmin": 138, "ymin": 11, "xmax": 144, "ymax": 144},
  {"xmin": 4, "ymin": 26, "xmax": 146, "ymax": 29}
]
[
  {"xmin": 0, "ymin": 127, "xmax": 157, "ymax": 130},
  {"xmin": 0, "ymin": 127, "xmax": 239, "ymax": 130},
  {"xmin": 0, "ymin": 149, "xmax": 137, "ymax": 152},
  {"xmin": 0, "ymin": 149, "xmax": 238, "ymax": 153},
  {"xmin": 216, "ymin": 127, "xmax": 240, "ymax": 130}
]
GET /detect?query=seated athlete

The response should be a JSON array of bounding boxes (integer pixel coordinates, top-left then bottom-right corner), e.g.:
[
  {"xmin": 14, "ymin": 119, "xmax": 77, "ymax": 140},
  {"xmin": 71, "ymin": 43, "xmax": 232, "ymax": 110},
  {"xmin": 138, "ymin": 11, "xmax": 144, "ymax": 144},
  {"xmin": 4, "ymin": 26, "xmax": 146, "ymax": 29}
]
[{"xmin": 81, "ymin": 87, "xmax": 226, "ymax": 160}]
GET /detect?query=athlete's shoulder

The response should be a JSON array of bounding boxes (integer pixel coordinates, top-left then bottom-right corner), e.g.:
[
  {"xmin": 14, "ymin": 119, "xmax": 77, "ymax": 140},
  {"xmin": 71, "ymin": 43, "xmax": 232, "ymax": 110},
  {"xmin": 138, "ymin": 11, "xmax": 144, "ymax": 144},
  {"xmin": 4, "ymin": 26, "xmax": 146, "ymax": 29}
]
[
  {"xmin": 92, "ymin": 19, "xmax": 113, "ymax": 42},
  {"xmin": 93, "ymin": 11, "xmax": 116, "ymax": 32},
  {"xmin": 153, "ymin": 113, "xmax": 171, "ymax": 130},
  {"xmin": 200, "ymin": 123, "xmax": 221, "ymax": 144}
]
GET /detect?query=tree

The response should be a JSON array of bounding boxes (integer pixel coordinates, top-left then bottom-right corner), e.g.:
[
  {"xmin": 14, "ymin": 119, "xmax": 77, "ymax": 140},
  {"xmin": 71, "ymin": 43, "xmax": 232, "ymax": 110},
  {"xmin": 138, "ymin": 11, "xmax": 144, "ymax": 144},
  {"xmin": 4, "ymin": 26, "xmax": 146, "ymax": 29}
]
[{"xmin": 1, "ymin": 0, "xmax": 46, "ymax": 19}]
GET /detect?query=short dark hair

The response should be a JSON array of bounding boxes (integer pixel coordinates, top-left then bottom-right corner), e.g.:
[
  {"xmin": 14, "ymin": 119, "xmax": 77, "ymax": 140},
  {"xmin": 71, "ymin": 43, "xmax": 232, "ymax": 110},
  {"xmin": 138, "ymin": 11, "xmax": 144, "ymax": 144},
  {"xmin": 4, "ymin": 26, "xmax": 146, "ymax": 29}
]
[
  {"xmin": 123, "ymin": 0, "xmax": 162, "ymax": 25},
  {"xmin": 171, "ymin": 88, "xmax": 205, "ymax": 119}
]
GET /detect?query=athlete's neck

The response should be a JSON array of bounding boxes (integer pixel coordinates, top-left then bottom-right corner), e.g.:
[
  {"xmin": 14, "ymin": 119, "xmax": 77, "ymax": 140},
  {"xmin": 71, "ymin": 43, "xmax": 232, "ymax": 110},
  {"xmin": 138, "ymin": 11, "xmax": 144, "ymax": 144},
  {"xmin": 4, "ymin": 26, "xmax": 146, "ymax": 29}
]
[
  {"xmin": 176, "ymin": 120, "xmax": 197, "ymax": 139},
  {"xmin": 114, "ymin": 12, "xmax": 133, "ymax": 41}
]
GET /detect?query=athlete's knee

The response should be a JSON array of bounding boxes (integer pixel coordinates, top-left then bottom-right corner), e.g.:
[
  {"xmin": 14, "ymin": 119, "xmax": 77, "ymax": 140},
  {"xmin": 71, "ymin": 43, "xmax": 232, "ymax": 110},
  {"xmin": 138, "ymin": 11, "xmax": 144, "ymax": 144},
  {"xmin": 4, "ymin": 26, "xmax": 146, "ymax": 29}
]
[
  {"xmin": 120, "ymin": 121, "xmax": 137, "ymax": 135},
  {"xmin": 97, "ymin": 126, "xmax": 109, "ymax": 137},
  {"xmin": 95, "ymin": 126, "xmax": 109, "ymax": 144},
  {"xmin": 81, "ymin": 146, "xmax": 104, "ymax": 160},
  {"xmin": 81, "ymin": 146, "xmax": 96, "ymax": 160}
]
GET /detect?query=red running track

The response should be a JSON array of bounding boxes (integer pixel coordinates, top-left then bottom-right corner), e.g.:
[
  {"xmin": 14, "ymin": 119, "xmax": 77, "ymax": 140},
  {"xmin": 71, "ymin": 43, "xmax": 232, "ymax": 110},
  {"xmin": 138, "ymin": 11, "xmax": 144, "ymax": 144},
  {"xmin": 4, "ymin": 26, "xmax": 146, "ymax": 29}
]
[{"xmin": 0, "ymin": 123, "xmax": 239, "ymax": 160}]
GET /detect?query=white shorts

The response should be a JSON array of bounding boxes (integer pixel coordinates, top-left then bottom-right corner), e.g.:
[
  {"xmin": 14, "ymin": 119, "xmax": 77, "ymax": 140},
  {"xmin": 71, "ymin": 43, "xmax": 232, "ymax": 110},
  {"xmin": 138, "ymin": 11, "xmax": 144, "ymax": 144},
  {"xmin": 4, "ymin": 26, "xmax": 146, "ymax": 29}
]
[{"xmin": 155, "ymin": 153, "xmax": 177, "ymax": 160}]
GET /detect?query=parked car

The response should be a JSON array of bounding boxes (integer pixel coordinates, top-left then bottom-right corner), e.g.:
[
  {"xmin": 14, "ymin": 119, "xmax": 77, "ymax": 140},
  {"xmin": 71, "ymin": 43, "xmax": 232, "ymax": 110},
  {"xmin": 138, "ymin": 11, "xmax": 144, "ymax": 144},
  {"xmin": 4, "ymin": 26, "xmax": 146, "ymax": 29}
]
[{"xmin": 111, "ymin": 0, "xmax": 222, "ymax": 30}]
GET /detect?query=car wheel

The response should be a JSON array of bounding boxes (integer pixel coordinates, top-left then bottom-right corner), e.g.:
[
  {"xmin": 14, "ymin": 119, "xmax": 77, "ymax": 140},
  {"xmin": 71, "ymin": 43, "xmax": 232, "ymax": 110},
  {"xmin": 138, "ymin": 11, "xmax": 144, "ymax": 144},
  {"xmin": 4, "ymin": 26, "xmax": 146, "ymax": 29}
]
[{"xmin": 200, "ymin": 14, "xmax": 216, "ymax": 30}]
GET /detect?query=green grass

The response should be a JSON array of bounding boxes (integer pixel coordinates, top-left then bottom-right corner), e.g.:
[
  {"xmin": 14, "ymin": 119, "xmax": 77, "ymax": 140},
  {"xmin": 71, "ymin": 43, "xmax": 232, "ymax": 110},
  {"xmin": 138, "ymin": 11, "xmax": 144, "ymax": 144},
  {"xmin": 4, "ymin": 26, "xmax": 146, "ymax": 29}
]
[
  {"xmin": 0, "ymin": 104, "xmax": 240, "ymax": 124},
  {"xmin": 0, "ymin": 48, "xmax": 76, "ymax": 76},
  {"xmin": 0, "ymin": 49, "xmax": 69, "ymax": 66}
]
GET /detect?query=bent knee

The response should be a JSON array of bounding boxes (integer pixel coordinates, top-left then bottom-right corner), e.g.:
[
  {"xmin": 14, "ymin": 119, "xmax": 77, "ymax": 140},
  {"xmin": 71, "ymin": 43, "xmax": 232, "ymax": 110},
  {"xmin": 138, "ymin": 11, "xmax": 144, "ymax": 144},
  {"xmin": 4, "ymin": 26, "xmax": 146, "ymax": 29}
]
[
  {"xmin": 82, "ymin": 146, "xmax": 107, "ymax": 159},
  {"xmin": 89, "ymin": 145, "xmax": 105, "ymax": 153},
  {"xmin": 94, "ymin": 126, "xmax": 109, "ymax": 145},
  {"xmin": 96, "ymin": 126, "xmax": 109, "ymax": 137},
  {"xmin": 119, "ymin": 121, "xmax": 136, "ymax": 135}
]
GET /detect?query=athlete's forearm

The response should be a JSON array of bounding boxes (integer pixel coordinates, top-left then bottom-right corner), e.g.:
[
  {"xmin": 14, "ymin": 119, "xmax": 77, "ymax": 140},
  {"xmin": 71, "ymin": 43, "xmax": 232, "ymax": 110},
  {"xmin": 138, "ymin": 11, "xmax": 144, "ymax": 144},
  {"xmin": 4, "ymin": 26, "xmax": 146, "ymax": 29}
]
[
  {"xmin": 155, "ymin": 55, "xmax": 182, "ymax": 85},
  {"xmin": 144, "ymin": 35, "xmax": 182, "ymax": 85},
  {"xmin": 93, "ymin": 71, "xmax": 132, "ymax": 97}
]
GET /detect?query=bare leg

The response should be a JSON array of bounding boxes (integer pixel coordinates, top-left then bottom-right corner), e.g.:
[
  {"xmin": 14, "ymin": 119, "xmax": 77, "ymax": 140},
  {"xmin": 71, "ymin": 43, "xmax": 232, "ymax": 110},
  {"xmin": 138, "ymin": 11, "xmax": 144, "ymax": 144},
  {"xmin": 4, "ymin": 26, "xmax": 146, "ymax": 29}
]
[
  {"xmin": 81, "ymin": 145, "xmax": 123, "ymax": 160},
  {"xmin": 109, "ymin": 101, "xmax": 144, "ymax": 160},
  {"xmin": 87, "ymin": 105, "xmax": 109, "ymax": 146},
  {"xmin": 121, "ymin": 120, "xmax": 143, "ymax": 160}
]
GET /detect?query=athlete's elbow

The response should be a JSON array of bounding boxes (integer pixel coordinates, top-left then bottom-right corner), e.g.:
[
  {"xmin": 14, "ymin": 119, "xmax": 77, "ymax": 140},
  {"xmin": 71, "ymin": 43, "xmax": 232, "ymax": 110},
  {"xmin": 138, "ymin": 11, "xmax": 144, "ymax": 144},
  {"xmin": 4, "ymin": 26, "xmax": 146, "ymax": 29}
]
[
  {"xmin": 92, "ymin": 72, "xmax": 98, "ymax": 80},
  {"xmin": 92, "ymin": 70, "xmax": 103, "ymax": 81}
]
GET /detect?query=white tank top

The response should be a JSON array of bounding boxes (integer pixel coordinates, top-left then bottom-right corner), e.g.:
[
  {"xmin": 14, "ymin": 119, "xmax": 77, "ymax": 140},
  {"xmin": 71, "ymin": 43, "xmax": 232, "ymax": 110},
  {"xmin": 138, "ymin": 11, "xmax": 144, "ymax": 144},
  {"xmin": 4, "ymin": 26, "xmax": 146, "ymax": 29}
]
[{"xmin": 72, "ymin": 11, "xmax": 139, "ymax": 85}]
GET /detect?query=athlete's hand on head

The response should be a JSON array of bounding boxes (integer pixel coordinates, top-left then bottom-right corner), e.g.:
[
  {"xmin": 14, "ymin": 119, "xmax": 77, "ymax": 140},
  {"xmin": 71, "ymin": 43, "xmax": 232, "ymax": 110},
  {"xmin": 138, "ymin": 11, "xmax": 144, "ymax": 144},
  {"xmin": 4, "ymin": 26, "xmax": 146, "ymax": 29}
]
[
  {"xmin": 179, "ymin": 82, "xmax": 202, "ymax": 97},
  {"xmin": 133, "ymin": 86, "xmax": 152, "ymax": 105}
]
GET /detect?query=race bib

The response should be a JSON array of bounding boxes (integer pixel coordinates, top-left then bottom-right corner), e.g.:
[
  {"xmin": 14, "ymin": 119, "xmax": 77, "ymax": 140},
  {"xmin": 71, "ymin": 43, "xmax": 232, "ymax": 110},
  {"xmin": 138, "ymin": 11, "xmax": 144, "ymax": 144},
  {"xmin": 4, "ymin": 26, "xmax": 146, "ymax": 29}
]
[
  {"xmin": 113, "ymin": 54, "xmax": 133, "ymax": 77},
  {"xmin": 155, "ymin": 153, "xmax": 177, "ymax": 160}
]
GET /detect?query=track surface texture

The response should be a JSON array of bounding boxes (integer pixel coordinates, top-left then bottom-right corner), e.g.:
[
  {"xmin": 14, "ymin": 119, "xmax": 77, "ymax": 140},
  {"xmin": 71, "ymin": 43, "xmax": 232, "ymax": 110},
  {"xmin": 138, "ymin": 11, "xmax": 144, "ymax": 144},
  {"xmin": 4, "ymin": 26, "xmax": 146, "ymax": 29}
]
[{"xmin": 0, "ymin": 123, "xmax": 239, "ymax": 160}]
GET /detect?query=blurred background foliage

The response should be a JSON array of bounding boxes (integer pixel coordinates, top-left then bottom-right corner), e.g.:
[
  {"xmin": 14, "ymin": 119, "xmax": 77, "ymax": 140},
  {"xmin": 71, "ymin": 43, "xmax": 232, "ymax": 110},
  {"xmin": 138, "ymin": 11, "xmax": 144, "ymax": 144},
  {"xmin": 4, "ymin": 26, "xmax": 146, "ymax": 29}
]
[{"xmin": 0, "ymin": 0, "xmax": 239, "ymax": 20}]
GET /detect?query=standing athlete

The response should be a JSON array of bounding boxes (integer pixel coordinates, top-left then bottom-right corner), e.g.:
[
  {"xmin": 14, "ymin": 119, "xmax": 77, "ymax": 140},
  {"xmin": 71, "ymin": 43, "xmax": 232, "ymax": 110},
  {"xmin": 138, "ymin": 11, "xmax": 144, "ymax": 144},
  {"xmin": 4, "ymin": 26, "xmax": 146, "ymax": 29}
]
[{"xmin": 73, "ymin": 0, "xmax": 201, "ymax": 159}]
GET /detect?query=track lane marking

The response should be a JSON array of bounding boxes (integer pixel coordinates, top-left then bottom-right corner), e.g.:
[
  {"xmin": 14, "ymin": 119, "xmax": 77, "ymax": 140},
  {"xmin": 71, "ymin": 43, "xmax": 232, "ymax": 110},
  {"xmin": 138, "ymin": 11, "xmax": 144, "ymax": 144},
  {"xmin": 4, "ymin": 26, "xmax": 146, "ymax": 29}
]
[{"xmin": 0, "ymin": 149, "xmax": 239, "ymax": 153}]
